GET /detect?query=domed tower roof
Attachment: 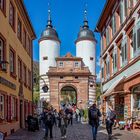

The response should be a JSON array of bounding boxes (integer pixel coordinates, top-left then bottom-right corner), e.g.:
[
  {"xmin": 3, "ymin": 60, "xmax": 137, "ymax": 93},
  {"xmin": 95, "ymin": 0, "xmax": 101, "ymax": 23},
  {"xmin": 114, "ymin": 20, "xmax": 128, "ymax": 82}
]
[
  {"xmin": 75, "ymin": 7, "xmax": 96, "ymax": 43},
  {"xmin": 39, "ymin": 5, "xmax": 60, "ymax": 43}
]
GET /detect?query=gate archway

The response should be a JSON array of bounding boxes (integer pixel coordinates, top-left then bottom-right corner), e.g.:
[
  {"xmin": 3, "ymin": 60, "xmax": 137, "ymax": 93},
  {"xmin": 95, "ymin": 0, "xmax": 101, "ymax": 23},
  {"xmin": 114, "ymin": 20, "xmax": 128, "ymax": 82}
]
[{"xmin": 60, "ymin": 86, "xmax": 77, "ymax": 106}]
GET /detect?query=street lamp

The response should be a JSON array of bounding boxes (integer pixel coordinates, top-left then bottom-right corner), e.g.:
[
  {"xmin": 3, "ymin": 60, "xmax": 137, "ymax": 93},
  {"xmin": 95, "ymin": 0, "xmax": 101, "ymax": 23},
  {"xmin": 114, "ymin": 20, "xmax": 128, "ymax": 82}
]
[
  {"xmin": 33, "ymin": 76, "xmax": 49, "ymax": 93},
  {"xmin": 0, "ymin": 61, "xmax": 8, "ymax": 72}
]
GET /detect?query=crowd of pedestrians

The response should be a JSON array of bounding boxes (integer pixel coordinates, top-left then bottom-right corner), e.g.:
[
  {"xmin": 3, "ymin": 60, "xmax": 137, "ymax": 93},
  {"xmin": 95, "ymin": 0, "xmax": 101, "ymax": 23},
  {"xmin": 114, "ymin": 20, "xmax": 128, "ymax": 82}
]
[{"xmin": 27, "ymin": 103, "xmax": 116, "ymax": 140}]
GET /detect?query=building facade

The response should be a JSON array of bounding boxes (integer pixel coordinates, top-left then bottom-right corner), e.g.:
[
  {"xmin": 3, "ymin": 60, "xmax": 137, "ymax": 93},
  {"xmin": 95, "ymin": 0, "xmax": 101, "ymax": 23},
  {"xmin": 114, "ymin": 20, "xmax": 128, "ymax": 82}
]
[
  {"xmin": 39, "ymin": 8, "xmax": 97, "ymax": 109},
  {"xmin": 48, "ymin": 53, "xmax": 94, "ymax": 111},
  {"xmin": 96, "ymin": 0, "xmax": 140, "ymax": 122},
  {"xmin": 0, "ymin": 0, "xmax": 36, "ymax": 135}
]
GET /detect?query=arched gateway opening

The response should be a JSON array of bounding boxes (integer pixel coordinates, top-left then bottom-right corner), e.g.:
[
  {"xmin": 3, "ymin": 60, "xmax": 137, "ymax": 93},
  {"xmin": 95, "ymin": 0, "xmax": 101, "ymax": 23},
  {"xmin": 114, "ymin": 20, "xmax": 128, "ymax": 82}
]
[{"xmin": 60, "ymin": 86, "xmax": 77, "ymax": 106}]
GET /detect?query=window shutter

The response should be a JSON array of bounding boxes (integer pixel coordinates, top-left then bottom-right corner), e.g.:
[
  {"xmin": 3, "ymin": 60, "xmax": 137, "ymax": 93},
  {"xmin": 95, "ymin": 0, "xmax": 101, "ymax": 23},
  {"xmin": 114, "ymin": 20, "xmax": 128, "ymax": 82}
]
[
  {"xmin": 120, "ymin": 1, "xmax": 124, "ymax": 24},
  {"xmin": 124, "ymin": 43, "xmax": 127, "ymax": 60},
  {"xmin": 137, "ymin": 28, "xmax": 140, "ymax": 49},
  {"xmin": 16, "ymin": 98, "xmax": 18, "ymax": 121},
  {"xmin": 121, "ymin": 45, "xmax": 124, "ymax": 63},
  {"xmin": 124, "ymin": 0, "xmax": 128, "ymax": 17},
  {"xmin": 8, "ymin": 96, "xmax": 11, "ymax": 122},
  {"xmin": 133, "ymin": 27, "xmax": 137, "ymax": 52},
  {"xmin": 106, "ymin": 28, "xmax": 109, "ymax": 46}
]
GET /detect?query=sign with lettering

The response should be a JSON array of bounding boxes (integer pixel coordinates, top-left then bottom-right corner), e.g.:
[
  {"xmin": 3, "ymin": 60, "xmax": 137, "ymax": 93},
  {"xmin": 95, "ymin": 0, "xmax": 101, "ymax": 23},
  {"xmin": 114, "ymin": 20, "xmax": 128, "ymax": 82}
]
[{"xmin": 0, "ymin": 76, "xmax": 16, "ymax": 90}]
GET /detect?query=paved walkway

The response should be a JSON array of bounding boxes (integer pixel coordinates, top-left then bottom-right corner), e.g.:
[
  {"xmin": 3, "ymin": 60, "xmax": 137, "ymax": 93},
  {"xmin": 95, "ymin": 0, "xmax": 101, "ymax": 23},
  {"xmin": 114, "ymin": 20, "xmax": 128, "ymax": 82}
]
[{"xmin": 5, "ymin": 123, "xmax": 140, "ymax": 140}]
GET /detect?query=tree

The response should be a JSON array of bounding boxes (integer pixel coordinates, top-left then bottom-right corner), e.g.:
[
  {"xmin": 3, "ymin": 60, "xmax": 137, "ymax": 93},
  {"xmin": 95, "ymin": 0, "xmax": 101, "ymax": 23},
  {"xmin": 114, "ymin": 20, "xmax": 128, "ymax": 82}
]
[{"xmin": 96, "ymin": 82, "xmax": 102, "ymax": 102}]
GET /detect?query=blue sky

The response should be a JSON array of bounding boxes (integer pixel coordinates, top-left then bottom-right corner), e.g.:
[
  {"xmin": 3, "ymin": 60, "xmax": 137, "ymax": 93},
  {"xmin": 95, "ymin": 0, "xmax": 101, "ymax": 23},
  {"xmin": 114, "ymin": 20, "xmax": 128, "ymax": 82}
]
[{"xmin": 24, "ymin": 0, "xmax": 106, "ymax": 80}]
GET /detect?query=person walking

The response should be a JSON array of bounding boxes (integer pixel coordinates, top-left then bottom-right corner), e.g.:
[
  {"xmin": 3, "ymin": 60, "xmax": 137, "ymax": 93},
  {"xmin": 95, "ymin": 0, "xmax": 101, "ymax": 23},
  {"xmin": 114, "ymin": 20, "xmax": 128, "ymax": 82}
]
[
  {"xmin": 42, "ymin": 109, "xmax": 49, "ymax": 140},
  {"xmin": 42, "ymin": 108, "xmax": 54, "ymax": 140},
  {"xmin": 75, "ymin": 108, "xmax": 80, "ymax": 123},
  {"xmin": 88, "ymin": 103, "xmax": 101, "ymax": 140},
  {"xmin": 106, "ymin": 106, "xmax": 116, "ymax": 139},
  {"xmin": 58, "ymin": 110, "xmax": 68, "ymax": 139}
]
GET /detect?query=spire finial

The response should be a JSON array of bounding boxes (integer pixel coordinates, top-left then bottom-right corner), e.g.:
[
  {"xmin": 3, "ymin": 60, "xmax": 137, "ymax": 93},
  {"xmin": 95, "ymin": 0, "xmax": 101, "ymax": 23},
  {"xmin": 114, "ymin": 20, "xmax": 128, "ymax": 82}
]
[
  {"xmin": 84, "ymin": 3, "xmax": 88, "ymax": 21},
  {"xmin": 47, "ymin": 2, "xmax": 53, "ymax": 28},
  {"xmin": 83, "ymin": 3, "xmax": 89, "ymax": 28}
]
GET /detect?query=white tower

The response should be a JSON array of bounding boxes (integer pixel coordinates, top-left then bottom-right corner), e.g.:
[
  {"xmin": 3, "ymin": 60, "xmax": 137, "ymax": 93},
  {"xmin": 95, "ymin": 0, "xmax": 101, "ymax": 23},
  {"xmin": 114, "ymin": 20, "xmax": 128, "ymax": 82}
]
[
  {"xmin": 39, "ymin": 6, "xmax": 61, "ymax": 104},
  {"xmin": 75, "ymin": 8, "xmax": 97, "ymax": 103}
]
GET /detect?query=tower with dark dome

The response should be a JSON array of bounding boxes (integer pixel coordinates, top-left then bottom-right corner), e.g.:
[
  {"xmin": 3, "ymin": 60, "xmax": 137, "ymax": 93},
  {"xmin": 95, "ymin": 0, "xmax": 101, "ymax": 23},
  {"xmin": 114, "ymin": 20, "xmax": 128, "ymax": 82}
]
[
  {"xmin": 39, "ymin": 5, "xmax": 61, "ymax": 103},
  {"xmin": 75, "ymin": 7, "xmax": 97, "ymax": 104}
]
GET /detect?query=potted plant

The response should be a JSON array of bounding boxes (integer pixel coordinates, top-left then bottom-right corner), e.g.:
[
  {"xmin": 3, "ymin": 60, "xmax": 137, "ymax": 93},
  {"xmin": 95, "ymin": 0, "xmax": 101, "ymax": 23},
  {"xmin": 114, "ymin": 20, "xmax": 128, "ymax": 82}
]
[{"xmin": 83, "ymin": 108, "xmax": 88, "ymax": 123}]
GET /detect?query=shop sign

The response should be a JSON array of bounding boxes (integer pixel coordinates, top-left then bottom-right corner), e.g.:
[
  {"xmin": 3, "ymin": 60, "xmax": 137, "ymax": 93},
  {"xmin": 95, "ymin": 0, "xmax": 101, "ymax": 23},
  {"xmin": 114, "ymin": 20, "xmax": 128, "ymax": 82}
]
[
  {"xmin": 124, "ymin": 106, "xmax": 128, "ymax": 119},
  {"xmin": 0, "ymin": 76, "xmax": 16, "ymax": 90}
]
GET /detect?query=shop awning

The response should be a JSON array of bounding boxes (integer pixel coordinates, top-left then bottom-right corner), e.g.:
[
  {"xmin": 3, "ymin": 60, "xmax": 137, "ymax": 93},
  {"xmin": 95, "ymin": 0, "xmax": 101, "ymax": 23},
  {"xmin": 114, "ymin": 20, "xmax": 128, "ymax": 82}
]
[{"xmin": 101, "ymin": 76, "xmax": 126, "ymax": 99}]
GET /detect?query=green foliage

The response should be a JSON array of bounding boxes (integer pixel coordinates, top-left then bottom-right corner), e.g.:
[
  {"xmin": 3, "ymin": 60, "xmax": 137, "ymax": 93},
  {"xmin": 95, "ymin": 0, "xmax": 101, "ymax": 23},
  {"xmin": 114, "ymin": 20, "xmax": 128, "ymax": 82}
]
[
  {"xmin": 33, "ymin": 92, "xmax": 40, "ymax": 105},
  {"xmin": 96, "ymin": 83, "xmax": 102, "ymax": 101},
  {"xmin": 83, "ymin": 108, "xmax": 88, "ymax": 120}
]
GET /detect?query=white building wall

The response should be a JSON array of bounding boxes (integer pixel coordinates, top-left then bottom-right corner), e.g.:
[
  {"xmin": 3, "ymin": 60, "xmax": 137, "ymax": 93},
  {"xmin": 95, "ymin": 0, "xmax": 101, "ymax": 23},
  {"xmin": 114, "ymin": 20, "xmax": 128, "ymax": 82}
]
[
  {"xmin": 76, "ymin": 40, "xmax": 96, "ymax": 103},
  {"xmin": 76, "ymin": 40, "xmax": 96, "ymax": 75},
  {"xmin": 39, "ymin": 39, "xmax": 60, "ymax": 102}
]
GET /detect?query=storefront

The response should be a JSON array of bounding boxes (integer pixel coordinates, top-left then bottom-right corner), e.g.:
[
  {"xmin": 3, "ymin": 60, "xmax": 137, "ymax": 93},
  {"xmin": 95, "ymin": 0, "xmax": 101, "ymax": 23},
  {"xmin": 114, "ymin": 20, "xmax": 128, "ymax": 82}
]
[{"xmin": 131, "ymin": 85, "xmax": 140, "ymax": 122}]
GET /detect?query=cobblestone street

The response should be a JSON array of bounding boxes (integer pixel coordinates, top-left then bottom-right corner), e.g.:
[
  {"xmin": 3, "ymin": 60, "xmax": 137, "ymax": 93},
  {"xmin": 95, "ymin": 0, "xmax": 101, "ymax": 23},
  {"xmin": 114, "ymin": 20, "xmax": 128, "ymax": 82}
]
[{"xmin": 5, "ymin": 123, "xmax": 140, "ymax": 140}]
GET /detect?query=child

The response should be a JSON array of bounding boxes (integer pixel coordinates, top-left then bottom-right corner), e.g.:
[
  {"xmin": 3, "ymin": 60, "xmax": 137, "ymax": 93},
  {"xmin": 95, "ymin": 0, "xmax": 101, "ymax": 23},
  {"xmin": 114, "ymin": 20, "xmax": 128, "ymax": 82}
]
[
  {"xmin": 126, "ymin": 118, "xmax": 132, "ymax": 131},
  {"xmin": 58, "ymin": 110, "xmax": 68, "ymax": 139}
]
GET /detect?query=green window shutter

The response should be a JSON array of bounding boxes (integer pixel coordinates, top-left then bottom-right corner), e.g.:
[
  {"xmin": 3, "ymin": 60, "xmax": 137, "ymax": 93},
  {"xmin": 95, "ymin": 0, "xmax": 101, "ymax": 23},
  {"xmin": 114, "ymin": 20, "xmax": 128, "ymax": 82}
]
[
  {"xmin": 124, "ymin": 0, "xmax": 128, "ymax": 17},
  {"xmin": 114, "ymin": 15, "xmax": 116, "ymax": 33},
  {"xmin": 115, "ymin": 53, "xmax": 117, "ymax": 68},
  {"xmin": 106, "ymin": 28, "xmax": 109, "ymax": 46},
  {"xmin": 137, "ymin": 27, "xmax": 140, "ymax": 49},
  {"xmin": 124, "ymin": 43, "xmax": 127, "ymax": 60},
  {"xmin": 137, "ymin": 21, "xmax": 140, "ymax": 49},
  {"xmin": 121, "ymin": 45, "xmax": 124, "ymax": 63},
  {"xmin": 133, "ymin": 28, "xmax": 137, "ymax": 52},
  {"xmin": 120, "ymin": 1, "xmax": 124, "ymax": 24}
]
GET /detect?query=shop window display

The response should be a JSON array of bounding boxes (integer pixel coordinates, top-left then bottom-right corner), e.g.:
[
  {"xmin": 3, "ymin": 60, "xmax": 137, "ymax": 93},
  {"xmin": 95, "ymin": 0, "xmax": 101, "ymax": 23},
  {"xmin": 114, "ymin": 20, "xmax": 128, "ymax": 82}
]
[
  {"xmin": 132, "ymin": 86, "xmax": 140, "ymax": 129},
  {"xmin": 132, "ymin": 86, "xmax": 140, "ymax": 120}
]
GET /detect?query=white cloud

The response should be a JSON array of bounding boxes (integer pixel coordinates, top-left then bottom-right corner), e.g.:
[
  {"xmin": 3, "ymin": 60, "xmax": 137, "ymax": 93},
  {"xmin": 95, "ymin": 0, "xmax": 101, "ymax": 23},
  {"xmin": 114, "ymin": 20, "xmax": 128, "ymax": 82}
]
[
  {"xmin": 96, "ymin": 70, "xmax": 101, "ymax": 82},
  {"xmin": 96, "ymin": 56, "xmax": 100, "ymax": 67}
]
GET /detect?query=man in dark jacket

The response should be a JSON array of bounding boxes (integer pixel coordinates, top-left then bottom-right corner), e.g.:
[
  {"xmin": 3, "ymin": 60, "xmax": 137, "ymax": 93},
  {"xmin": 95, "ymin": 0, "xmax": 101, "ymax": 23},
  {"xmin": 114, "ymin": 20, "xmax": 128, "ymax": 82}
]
[{"xmin": 88, "ymin": 104, "xmax": 101, "ymax": 140}]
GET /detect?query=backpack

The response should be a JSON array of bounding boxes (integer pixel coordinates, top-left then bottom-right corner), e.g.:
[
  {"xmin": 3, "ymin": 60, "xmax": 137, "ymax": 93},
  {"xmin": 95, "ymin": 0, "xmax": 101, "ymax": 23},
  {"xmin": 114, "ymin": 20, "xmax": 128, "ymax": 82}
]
[
  {"xmin": 110, "ymin": 111, "xmax": 116, "ymax": 120},
  {"xmin": 90, "ymin": 109, "xmax": 98, "ymax": 120}
]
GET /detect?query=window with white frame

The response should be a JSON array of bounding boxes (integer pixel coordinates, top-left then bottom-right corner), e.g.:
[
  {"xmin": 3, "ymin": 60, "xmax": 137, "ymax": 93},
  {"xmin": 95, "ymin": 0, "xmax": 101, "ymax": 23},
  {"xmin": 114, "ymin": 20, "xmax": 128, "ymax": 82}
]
[
  {"xmin": 124, "ymin": 0, "xmax": 128, "ymax": 17},
  {"xmin": 74, "ymin": 61, "xmax": 80, "ymax": 68},
  {"xmin": 9, "ymin": 2, "xmax": 15, "ymax": 29},
  {"xmin": 113, "ymin": 48, "xmax": 117, "ymax": 73},
  {"xmin": 9, "ymin": 49, "xmax": 15, "ymax": 73},
  {"xmin": 0, "ymin": 0, "xmax": 5, "ymax": 12},
  {"xmin": 112, "ymin": 14, "xmax": 116, "ymax": 35},
  {"xmin": 0, "ymin": 37, "xmax": 4, "ymax": 62},
  {"xmin": 106, "ymin": 56, "xmax": 110, "ymax": 79},
  {"xmin": 0, "ymin": 94, "xmax": 4, "ymax": 120},
  {"xmin": 121, "ymin": 36, "xmax": 128, "ymax": 67},
  {"xmin": 101, "ymin": 66, "xmax": 104, "ymax": 80},
  {"xmin": 101, "ymin": 37, "xmax": 104, "ymax": 53},
  {"xmin": 120, "ymin": 0, "xmax": 124, "ymax": 24},
  {"xmin": 106, "ymin": 27, "xmax": 110, "ymax": 46},
  {"xmin": 59, "ymin": 62, "xmax": 64, "ymax": 67},
  {"xmin": 129, "ymin": 30, "xmax": 134, "ymax": 59},
  {"xmin": 137, "ymin": 21, "xmax": 140, "ymax": 49}
]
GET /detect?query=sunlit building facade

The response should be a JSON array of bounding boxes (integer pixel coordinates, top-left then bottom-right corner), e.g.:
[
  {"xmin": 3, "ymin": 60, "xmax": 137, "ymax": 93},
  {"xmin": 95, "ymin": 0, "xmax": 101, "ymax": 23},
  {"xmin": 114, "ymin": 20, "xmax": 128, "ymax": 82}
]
[{"xmin": 96, "ymin": 0, "xmax": 140, "ymax": 122}]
